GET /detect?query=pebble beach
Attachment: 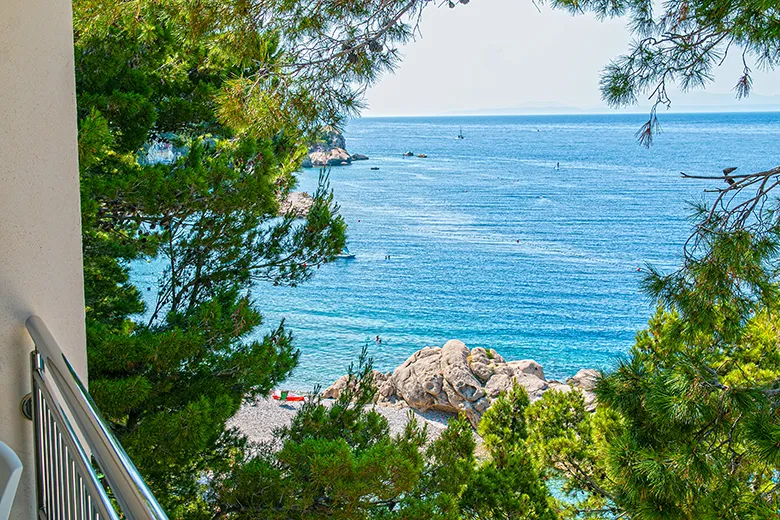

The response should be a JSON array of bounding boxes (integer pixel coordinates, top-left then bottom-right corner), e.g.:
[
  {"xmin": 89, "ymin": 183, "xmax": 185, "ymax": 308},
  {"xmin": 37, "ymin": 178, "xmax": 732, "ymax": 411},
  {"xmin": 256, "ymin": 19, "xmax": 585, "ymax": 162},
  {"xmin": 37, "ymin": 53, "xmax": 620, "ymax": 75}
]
[{"xmin": 231, "ymin": 397, "xmax": 455, "ymax": 447}]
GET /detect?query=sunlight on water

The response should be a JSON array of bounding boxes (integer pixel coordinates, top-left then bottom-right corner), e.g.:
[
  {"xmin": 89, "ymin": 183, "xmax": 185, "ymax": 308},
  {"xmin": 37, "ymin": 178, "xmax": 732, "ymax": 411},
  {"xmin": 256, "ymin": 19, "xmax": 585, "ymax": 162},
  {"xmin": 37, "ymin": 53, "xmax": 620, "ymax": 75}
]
[{"xmin": 133, "ymin": 112, "xmax": 780, "ymax": 390}]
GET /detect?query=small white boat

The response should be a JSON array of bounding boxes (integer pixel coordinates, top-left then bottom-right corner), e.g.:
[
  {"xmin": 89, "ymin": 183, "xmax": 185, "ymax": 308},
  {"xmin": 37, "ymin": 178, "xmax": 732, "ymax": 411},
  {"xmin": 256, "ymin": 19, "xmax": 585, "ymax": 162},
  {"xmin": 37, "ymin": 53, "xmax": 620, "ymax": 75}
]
[{"xmin": 336, "ymin": 246, "xmax": 356, "ymax": 259}]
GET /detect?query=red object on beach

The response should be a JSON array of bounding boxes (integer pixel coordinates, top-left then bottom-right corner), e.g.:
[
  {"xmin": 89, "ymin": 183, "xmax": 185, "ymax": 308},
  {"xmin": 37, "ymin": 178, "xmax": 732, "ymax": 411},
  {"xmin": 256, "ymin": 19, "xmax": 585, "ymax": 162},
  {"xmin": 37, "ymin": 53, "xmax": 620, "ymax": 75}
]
[{"xmin": 272, "ymin": 391, "xmax": 305, "ymax": 402}]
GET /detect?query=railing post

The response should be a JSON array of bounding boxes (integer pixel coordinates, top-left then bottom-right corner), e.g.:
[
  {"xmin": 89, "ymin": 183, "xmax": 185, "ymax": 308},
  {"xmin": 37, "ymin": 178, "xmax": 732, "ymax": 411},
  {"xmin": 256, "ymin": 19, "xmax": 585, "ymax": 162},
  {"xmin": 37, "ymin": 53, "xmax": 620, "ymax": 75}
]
[{"xmin": 31, "ymin": 351, "xmax": 46, "ymax": 520}]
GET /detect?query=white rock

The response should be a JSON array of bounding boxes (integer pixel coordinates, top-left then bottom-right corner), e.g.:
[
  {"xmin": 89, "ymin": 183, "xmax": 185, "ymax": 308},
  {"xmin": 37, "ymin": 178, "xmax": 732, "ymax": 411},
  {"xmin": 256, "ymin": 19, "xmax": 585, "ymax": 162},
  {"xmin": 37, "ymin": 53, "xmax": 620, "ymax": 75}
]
[
  {"xmin": 568, "ymin": 368, "xmax": 600, "ymax": 392},
  {"xmin": 507, "ymin": 359, "xmax": 544, "ymax": 380},
  {"xmin": 328, "ymin": 341, "xmax": 599, "ymax": 428}
]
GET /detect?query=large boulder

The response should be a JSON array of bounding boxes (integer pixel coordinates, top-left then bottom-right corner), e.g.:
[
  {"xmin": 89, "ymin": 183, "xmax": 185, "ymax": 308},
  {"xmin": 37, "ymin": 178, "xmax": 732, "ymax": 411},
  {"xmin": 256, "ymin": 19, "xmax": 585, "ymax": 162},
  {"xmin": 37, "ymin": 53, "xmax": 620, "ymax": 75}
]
[
  {"xmin": 322, "ymin": 341, "xmax": 599, "ymax": 427},
  {"xmin": 321, "ymin": 374, "xmax": 350, "ymax": 399},
  {"xmin": 484, "ymin": 372, "xmax": 548, "ymax": 402},
  {"xmin": 546, "ymin": 381, "xmax": 574, "ymax": 394},
  {"xmin": 373, "ymin": 371, "xmax": 397, "ymax": 399},
  {"xmin": 507, "ymin": 359, "xmax": 544, "ymax": 380},
  {"xmin": 567, "ymin": 369, "xmax": 600, "ymax": 411},
  {"xmin": 568, "ymin": 369, "xmax": 599, "ymax": 391},
  {"xmin": 390, "ymin": 343, "xmax": 492, "ymax": 426}
]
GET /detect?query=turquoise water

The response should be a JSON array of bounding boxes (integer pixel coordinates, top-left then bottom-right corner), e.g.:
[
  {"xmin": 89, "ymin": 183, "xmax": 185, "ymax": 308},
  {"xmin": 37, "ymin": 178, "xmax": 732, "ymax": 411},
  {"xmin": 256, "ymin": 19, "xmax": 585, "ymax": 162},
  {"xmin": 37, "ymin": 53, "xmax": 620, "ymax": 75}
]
[{"xmin": 136, "ymin": 112, "xmax": 780, "ymax": 389}]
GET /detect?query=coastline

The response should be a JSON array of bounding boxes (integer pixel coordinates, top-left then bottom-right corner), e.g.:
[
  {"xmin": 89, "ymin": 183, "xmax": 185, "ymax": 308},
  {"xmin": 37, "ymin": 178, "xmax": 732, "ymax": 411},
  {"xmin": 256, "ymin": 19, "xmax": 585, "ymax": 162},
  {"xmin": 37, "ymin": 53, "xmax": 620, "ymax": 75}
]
[{"xmin": 232, "ymin": 340, "xmax": 598, "ymax": 445}]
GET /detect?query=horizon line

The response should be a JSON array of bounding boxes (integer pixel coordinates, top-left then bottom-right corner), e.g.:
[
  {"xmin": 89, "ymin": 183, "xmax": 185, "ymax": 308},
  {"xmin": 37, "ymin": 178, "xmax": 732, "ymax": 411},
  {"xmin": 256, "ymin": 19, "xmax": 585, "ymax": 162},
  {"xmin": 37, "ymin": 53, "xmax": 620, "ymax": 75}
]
[{"xmin": 358, "ymin": 108, "xmax": 780, "ymax": 119}]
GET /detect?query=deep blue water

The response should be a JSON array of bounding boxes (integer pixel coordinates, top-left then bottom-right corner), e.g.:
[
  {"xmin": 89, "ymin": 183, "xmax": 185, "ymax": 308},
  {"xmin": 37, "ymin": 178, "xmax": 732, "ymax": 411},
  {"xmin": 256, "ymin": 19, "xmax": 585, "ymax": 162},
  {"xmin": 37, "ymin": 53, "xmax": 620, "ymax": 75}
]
[{"xmin": 135, "ymin": 112, "xmax": 780, "ymax": 390}]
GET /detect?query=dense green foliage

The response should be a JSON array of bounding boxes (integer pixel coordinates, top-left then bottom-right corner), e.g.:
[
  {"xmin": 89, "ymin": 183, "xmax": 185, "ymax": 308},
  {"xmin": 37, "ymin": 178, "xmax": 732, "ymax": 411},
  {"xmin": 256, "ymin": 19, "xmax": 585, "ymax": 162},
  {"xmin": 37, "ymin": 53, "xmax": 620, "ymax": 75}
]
[
  {"xmin": 74, "ymin": 0, "xmax": 779, "ymax": 518},
  {"xmin": 520, "ymin": 169, "xmax": 780, "ymax": 518},
  {"xmin": 523, "ymin": 294, "xmax": 780, "ymax": 518},
  {"xmin": 73, "ymin": 0, "xmax": 465, "ymax": 515},
  {"xmin": 213, "ymin": 356, "xmax": 557, "ymax": 520},
  {"xmin": 467, "ymin": 382, "xmax": 557, "ymax": 520}
]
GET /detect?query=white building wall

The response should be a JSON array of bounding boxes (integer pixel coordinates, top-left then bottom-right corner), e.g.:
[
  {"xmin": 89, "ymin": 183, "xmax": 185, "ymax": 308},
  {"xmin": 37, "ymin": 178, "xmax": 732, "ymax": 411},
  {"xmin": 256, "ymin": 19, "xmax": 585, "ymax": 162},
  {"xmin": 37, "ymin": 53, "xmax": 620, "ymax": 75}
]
[{"xmin": 0, "ymin": 0, "xmax": 86, "ymax": 518}]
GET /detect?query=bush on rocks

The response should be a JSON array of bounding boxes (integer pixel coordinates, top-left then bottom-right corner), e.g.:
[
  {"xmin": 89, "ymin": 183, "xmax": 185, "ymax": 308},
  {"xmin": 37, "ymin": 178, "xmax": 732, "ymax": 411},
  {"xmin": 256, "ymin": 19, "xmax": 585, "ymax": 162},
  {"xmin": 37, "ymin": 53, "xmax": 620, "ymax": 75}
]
[{"xmin": 322, "ymin": 340, "xmax": 598, "ymax": 426}]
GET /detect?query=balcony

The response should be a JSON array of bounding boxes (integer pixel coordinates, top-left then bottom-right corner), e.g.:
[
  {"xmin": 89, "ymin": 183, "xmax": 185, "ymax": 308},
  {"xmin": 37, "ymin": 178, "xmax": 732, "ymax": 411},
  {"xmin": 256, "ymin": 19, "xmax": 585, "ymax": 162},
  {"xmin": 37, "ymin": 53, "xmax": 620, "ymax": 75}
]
[{"xmin": 23, "ymin": 317, "xmax": 168, "ymax": 520}]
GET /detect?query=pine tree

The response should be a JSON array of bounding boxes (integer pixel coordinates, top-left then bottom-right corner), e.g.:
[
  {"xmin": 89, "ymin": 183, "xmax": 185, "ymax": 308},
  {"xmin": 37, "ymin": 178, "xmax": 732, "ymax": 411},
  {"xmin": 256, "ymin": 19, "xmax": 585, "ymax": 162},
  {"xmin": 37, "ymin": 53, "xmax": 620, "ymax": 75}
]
[
  {"xmin": 523, "ymin": 232, "xmax": 780, "ymax": 518},
  {"xmin": 548, "ymin": 0, "xmax": 780, "ymax": 145},
  {"xmin": 462, "ymin": 382, "xmax": 558, "ymax": 520},
  {"xmin": 213, "ymin": 352, "xmax": 432, "ymax": 519},
  {"xmin": 529, "ymin": 1, "xmax": 780, "ymax": 516},
  {"xmin": 73, "ymin": 0, "xmax": 472, "ymax": 515}
]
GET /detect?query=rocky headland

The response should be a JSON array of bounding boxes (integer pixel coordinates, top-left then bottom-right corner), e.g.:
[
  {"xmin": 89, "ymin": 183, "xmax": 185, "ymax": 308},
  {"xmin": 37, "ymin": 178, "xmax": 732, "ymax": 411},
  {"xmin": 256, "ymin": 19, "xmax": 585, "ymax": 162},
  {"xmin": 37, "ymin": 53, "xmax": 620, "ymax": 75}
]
[
  {"xmin": 302, "ymin": 126, "xmax": 368, "ymax": 168},
  {"xmin": 323, "ymin": 340, "xmax": 599, "ymax": 427}
]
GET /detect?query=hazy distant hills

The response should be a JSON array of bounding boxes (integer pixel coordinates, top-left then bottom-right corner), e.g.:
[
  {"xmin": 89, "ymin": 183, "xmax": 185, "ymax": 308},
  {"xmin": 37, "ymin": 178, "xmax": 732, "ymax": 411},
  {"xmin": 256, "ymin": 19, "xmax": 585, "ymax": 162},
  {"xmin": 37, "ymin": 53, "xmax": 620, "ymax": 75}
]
[{"xmin": 446, "ymin": 92, "xmax": 780, "ymax": 116}]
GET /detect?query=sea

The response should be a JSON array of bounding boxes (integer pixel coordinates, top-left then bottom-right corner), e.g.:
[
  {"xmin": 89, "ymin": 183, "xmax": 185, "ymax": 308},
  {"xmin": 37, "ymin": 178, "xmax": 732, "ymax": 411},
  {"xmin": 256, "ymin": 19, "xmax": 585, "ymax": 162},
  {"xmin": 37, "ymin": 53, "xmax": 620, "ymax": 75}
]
[{"xmin": 134, "ymin": 112, "xmax": 779, "ymax": 390}]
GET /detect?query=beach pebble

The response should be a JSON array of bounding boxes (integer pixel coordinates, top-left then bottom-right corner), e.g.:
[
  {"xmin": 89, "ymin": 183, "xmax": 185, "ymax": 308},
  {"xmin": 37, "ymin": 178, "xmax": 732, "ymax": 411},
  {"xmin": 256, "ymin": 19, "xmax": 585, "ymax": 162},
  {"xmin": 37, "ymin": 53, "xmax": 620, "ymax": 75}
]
[{"xmin": 230, "ymin": 396, "xmax": 456, "ymax": 449}]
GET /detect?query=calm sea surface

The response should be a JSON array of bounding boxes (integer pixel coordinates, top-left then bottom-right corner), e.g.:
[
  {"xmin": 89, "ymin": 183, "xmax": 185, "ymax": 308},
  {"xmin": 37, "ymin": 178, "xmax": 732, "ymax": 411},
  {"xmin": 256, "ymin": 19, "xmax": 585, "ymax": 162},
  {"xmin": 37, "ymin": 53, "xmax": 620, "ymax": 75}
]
[{"xmin": 135, "ymin": 112, "xmax": 779, "ymax": 389}]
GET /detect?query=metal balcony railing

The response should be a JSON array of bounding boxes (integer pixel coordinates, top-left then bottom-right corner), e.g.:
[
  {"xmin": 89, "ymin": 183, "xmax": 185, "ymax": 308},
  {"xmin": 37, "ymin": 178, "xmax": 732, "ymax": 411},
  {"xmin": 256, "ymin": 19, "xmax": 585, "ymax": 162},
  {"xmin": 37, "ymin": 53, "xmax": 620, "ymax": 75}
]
[{"xmin": 27, "ymin": 316, "xmax": 168, "ymax": 520}]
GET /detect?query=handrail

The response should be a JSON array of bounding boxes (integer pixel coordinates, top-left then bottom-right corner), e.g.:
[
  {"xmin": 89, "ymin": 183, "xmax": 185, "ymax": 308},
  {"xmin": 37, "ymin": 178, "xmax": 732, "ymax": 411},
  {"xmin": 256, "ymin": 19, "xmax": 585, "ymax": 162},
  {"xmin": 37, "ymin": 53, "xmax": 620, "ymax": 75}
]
[
  {"xmin": 31, "ymin": 353, "xmax": 120, "ymax": 520},
  {"xmin": 27, "ymin": 315, "xmax": 169, "ymax": 520}
]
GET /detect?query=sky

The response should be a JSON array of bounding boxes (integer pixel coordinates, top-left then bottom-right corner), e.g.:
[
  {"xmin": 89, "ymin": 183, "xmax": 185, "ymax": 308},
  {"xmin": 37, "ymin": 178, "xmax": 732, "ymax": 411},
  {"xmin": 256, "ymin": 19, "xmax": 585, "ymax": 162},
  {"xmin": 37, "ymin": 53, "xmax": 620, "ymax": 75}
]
[{"xmin": 362, "ymin": 0, "xmax": 780, "ymax": 116}]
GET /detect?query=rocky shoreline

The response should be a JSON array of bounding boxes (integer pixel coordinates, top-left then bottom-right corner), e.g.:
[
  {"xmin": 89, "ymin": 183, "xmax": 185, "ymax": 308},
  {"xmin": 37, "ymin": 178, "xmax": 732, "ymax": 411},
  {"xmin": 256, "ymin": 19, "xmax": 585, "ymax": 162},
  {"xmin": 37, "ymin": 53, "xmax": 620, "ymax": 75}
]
[
  {"xmin": 301, "ymin": 126, "xmax": 368, "ymax": 168},
  {"xmin": 322, "ymin": 340, "xmax": 598, "ymax": 427},
  {"xmin": 279, "ymin": 191, "xmax": 314, "ymax": 217}
]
